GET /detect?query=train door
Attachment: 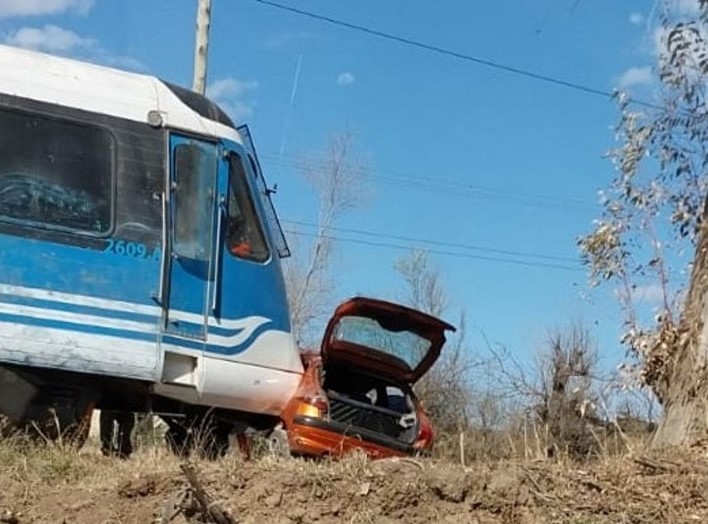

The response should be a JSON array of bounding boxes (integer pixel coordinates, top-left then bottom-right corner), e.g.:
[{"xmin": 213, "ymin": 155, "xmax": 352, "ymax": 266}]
[{"xmin": 163, "ymin": 134, "xmax": 227, "ymax": 339}]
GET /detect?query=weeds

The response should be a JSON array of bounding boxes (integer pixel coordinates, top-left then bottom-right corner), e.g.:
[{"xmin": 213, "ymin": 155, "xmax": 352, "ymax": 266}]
[
  {"xmin": 0, "ymin": 424, "xmax": 705, "ymax": 524},
  {"xmin": 0, "ymin": 433, "xmax": 88, "ymax": 484}
]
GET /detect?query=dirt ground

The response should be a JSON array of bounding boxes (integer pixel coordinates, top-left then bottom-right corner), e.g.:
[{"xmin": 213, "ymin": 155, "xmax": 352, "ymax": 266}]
[{"xmin": 1, "ymin": 443, "xmax": 708, "ymax": 524}]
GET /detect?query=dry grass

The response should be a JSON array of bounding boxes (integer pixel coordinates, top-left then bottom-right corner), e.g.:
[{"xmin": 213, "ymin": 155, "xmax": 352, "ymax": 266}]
[
  {"xmin": 429, "ymin": 419, "xmax": 652, "ymax": 467},
  {"xmin": 1, "ymin": 428, "xmax": 707, "ymax": 524},
  {"xmin": 0, "ymin": 431, "xmax": 177, "ymax": 486}
]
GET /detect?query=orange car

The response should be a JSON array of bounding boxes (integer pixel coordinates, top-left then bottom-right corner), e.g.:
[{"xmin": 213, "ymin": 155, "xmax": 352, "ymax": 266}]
[{"xmin": 280, "ymin": 297, "xmax": 455, "ymax": 459}]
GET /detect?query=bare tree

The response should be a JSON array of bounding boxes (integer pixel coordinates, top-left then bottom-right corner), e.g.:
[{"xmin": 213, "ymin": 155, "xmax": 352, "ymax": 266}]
[
  {"xmin": 540, "ymin": 328, "xmax": 599, "ymax": 456},
  {"xmin": 394, "ymin": 250, "xmax": 472, "ymax": 432},
  {"xmin": 492, "ymin": 325, "xmax": 601, "ymax": 457},
  {"xmin": 394, "ymin": 249, "xmax": 448, "ymax": 318},
  {"xmin": 284, "ymin": 131, "xmax": 367, "ymax": 345},
  {"xmin": 579, "ymin": 1, "xmax": 708, "ymax": 447}
]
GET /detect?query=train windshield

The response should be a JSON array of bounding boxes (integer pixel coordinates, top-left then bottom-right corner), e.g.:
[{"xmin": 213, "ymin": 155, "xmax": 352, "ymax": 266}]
[
  {"xmin": 236, "ymin": 124, "xmax": 290, "ymax": 258},
  {"xmin": 227, "ymin": 154, "xmax": 270, "ymax": 262}
]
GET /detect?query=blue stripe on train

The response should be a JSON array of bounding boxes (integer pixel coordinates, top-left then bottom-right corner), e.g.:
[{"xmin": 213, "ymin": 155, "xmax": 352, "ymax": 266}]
[
  {"xmin": 0, "ymin": 292, "xmax": 260, "ymax": 339},
  {"xmin": 0, "ymin": 293, "xmax": 159, "ymax": 324},
  {"xmin": 0, "ymin": 298, "xmax": 279, "ymax": 357},
  {"xmin": 201, "ymin": 320, "xmax": 276, "ymax": 356},
  {"xmin": 0, "ymin": 310, "xmax": 158, "ymax": 343},
  {"xmin": 0, "ymin": 228, "xmax": 292, "ymax": 333}
]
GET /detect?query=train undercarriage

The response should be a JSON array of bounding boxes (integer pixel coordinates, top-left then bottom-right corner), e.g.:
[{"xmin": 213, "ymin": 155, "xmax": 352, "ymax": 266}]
[{"xmin": 0, "ymin": 363, "xmax": 279, "ymax": 458}]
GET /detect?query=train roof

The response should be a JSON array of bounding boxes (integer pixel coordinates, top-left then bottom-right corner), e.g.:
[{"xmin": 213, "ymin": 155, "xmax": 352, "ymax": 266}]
[{"xmin": 0, "ymin": 44, "xmax": 242, "ymax": 143}]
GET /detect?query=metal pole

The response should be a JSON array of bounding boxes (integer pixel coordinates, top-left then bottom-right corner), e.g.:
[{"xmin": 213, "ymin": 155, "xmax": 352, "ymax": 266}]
[{"xmin": 192, "ymin": 0, "xmax": 212, "ymax": 95}]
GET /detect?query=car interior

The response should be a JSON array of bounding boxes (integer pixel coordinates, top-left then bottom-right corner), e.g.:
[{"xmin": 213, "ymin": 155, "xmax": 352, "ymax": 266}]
[{"xmin": 322, "ymin": 363, "xmax": 419, "ymax": 444}]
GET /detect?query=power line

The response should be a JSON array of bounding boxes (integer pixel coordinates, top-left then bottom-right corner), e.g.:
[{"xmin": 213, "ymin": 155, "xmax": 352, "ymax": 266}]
[
  {"xmin": 262, "ymin": 152, "xmax": 595, "ymax": 213},
  {"xmin": 284, "ymin": 219, "xmax": 579, "ymax": 263},
  {"xmin": 285, "ymin": 229, "xmax": 584, "ymax": 272},
  {"xmin": 247, "ymin": 0, "xmax": 657, "ymax": 109},
  {"xmin": 263, "ymin": 152, "xmax": 588, "ymax": 205}
]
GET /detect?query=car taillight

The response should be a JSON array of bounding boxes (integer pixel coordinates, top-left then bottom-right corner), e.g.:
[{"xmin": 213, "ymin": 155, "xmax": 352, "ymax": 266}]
[
  {"xmin": 415, "ymin": 418, "xmax": 434, "ymax": 449},
  {"xmin": 295, "ymin": 395, "xmax": 329, "ymax": 419}
]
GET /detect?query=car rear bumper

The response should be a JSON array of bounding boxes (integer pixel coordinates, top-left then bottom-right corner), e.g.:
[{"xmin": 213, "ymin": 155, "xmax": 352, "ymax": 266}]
[{"xmin": 288, "ymin": 416, "xmax": 421, "ymax": 458}]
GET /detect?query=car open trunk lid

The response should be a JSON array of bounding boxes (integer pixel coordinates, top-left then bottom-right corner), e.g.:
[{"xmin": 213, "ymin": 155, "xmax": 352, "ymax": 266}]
[{"xmin": 321, "ymin": 297, "xmax": 456, "ymax": 384}]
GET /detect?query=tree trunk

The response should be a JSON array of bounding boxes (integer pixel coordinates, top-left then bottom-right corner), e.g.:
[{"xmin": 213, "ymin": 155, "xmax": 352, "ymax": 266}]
[{"xmin": 651, "ymin": 220, "xmax": 708, "ymax": 448}]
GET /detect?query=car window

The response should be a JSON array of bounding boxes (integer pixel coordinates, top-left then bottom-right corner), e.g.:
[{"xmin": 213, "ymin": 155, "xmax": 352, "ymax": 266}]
[{"xmin": 332, "ymin": 315, "xmax": 432, "ymax": 370}]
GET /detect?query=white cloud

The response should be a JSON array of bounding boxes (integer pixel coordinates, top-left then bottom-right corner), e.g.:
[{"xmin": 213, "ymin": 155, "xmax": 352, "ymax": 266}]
[
  {"xmin": 617, "ymin": 66, "xmax": 653, "ymax": 89},
  {"xmin": 219, "ymin": 100, "xmax": 256, "ymax": 121},
  {"xmin": 615, "ymin": 283, "xmax": 667, "ymax": 307},
  {"xmin": 629, "ymin": 12, "xmax": 644, "ymax": 25},
  {"xmin": 0, "ymin": 0, "xmax": 94, "ymax": 19},
  {"xmin": 337, "ymin": 72, "xmax": 355, "ymax": 86},
  {"xmin": 206, "ymin": 77, "xmax": 258, "ymax": 121},
  {"xmin": 631, "ymin": 283, "xmax": 666, "ymax": 304},
  {"xmin": 4, "ymin": 24, "xmax": 95, "ymax": 52},
  {"xmin": 206, "ymin": 78, "xmax": 258, "ymax": 99},
  {"xmin": 101, "ymin": 53, "xmax": 145, "ymax": 71},
  {"xmin": 671, "ymin": 0, "xmax": 701, "ymax": 17},
  {"xmin": 3, "ymin": 24, "xmax": 146, "ymax": 71}
]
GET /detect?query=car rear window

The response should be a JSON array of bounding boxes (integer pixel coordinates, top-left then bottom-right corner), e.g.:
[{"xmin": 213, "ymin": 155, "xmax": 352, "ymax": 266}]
[{"xmin": 331, "ymin": 315, "xmax": 431, "ymax": 370}]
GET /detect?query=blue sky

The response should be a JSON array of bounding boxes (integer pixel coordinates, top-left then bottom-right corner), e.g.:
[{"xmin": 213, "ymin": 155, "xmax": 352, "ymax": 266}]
[{"xmin": 0, "ymin": 0, "xmax": 683, "ymax": 367}]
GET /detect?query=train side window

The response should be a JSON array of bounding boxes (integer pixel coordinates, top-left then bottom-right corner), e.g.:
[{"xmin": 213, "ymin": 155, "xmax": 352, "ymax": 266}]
[
  {"xmin": 227, "ymin": 154, "xmax": 269, "ymax": 262},
  {"xmin": 0, "ymin": 108, "xmax": 113, "ymax": 234},
  {"xmin": 173, "ymin": 143, "xmax": 217, "ymax": 261}
]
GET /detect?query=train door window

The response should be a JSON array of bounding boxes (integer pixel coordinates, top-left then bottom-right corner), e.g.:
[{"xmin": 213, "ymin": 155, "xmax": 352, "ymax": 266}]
[
  {"xmin": 227, "ymin": 154, "xmax": 269, "ymax": 262},
  {"xmin": 0, "ymin": 108, "xmax": 113, "ymax": 234},
  {"xmin": 173, "ymin": 143, "xmax": 217, "ymax": 261}
]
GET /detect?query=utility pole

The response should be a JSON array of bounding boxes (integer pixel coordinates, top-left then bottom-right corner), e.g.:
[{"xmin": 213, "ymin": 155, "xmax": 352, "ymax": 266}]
[{"xmin": 192, "ymin": 0, "xmax": 212, "ymax": 95}]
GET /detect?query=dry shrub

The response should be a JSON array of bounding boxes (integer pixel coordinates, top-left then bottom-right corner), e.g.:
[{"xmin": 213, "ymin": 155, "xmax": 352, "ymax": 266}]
[
  {"xmin": 392, "ymin": 252, "xmax": 635, "ymax": 463},
  {"xmin": 427, "ymin": 324, "xmax": 657, "ymax": 465},
  {"xmin": 415, "ymin": 331, "xmax": 475, "ymax": 435}
]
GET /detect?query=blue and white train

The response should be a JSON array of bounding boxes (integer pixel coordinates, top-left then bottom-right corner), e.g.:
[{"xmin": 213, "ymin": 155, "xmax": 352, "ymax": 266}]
[{"xmin": 0, "ymin": 44, "xmax": 303, "ymax": 448}]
